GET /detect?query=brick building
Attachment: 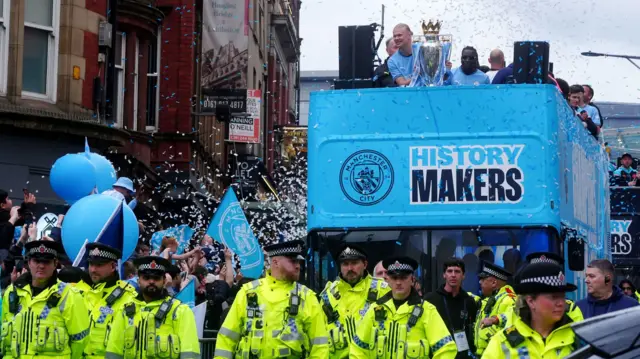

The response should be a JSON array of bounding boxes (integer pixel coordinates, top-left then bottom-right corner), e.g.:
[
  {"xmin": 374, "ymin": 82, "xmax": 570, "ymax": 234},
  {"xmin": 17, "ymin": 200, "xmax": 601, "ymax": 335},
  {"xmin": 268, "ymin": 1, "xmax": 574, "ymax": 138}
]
[{"xmin": 0, "ymin": 0, "xmax": 301, "ymax": 232}]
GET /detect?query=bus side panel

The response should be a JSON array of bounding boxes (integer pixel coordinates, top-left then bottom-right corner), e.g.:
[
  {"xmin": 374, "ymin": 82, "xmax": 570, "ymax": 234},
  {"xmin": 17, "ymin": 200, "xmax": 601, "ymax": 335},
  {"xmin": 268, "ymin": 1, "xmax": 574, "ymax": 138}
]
[
  {"xmin": 308, "ymin": 86, "xmax": 561, "ymax": 231},
  {"xmin": 557, "ymin": 94, "xmax": 611, "ymax": 301}
]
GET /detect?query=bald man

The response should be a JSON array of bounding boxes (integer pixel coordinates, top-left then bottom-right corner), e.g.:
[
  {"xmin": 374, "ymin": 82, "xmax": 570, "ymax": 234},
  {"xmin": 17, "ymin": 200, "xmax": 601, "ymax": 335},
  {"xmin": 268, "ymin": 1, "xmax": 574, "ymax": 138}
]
[
  {"xmin": 373, "ymin": 260, "xmax": 388, "ymax": 282},
  {"xmin": 486, "ymin": 49, "xmax": 505, "ymax": 82}
]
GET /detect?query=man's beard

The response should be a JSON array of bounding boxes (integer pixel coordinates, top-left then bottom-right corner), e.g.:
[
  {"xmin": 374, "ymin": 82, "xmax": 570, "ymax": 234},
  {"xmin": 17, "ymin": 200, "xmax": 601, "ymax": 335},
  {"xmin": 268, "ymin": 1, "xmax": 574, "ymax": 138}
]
[
  {"xmin": 142, "ymin": 284, "xmax": 164, "ymax": 299},
  {"xmin": 461, "ymin": 64, "xmax": 477, "ymax": 75},
  {"xmin": 343, "ymin": 271, "xmax": 363, "ymax": 285}
]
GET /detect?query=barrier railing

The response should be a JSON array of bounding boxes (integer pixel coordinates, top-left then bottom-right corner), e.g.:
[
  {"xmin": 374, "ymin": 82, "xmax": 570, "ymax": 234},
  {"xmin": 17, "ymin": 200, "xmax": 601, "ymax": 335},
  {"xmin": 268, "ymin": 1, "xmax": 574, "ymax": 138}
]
[{"xmin": 199, "ymin": 330, "xmax": 218, "ymax": 358}]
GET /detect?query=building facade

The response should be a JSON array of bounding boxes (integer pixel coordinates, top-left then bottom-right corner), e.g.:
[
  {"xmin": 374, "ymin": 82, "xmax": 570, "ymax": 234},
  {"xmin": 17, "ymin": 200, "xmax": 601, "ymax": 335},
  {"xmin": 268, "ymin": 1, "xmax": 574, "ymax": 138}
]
[{"xmin": 299, "ymin": 70, "xmax": 337, "ymax": 126}]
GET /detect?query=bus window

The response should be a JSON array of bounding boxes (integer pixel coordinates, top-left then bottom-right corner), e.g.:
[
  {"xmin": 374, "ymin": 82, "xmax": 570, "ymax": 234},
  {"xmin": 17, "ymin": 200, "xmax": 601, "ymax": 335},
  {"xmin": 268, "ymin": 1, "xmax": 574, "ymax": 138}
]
[
  {"xmin": 309, "ymin": 227, "xmax": 559, "ymax": 294},
  {"xmin": 431, "ymin": 228, "xmax": 559, "ymax": 295}
]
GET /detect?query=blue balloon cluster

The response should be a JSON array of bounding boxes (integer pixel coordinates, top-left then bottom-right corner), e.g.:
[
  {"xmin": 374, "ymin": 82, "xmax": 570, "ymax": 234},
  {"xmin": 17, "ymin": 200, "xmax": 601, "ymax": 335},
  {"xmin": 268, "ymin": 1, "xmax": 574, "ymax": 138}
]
[
  {"xmin": 49, "ymin": 149, "xmax": 116, "ymax": 203},
  {"xmin": 62, "ymin": 194, "xmax": 139, "ymax": 262}
]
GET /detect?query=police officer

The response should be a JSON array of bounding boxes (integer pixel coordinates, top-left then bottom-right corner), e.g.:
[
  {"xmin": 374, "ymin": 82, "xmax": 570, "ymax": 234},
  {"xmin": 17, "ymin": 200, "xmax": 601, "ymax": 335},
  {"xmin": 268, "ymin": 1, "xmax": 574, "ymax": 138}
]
[
  {"xmin": 481, "ymin": 253, "xmax": 579, "ymax": 358},
  {"xmin": 319, "ymin": 244, "xmax": 390, "ymax": 358},
  {"xmin": 516, "ymin": 252, "xmax": 583, "ymax": 322},
  {"xmin": 77, "ymin": 243, "xmax": 138, "ymax": 359},
  {"xmin": 473, "ymin": 261, "xmax": 515, "ymax": 356},
  {"xmin": 0, "ymin": 240, "xmax": 89, "ymax": 359},
  {"xmin": 105, "ymin": 256, "xmax": 200, "ymax": 359},
  {"xmin": 214, "ymin": 240, "xmax": 329, "ymax": 359},
  {"xmin": 351, "ymin": 257, "xmax": 457, "ymax": 359}
]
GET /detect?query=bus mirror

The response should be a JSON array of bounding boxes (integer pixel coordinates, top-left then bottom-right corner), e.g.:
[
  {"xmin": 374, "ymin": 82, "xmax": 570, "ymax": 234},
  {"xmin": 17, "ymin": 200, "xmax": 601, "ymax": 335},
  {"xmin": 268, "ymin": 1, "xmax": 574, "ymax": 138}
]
[{"xmin": 567, "ymin": 237, "xmax": 585, "ymax": 271}]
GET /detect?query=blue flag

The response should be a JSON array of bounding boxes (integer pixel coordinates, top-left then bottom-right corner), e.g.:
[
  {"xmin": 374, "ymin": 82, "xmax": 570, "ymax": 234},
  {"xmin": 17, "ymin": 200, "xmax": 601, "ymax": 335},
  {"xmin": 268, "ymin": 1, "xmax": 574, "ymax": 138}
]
[
  {"xmin": 175, "ymin": 278, "xmax": 196, "ymax": 308},
  {"xmin": 151, "ymin": 225, "xmax": 194, "ymax": 255},
  {"xmin": 206, "ymin": 188, "xmax": 264, "ymax": 279},
  {"xmin": 73, "ymin": 201, "xmax": 125, "ymax": 268}
]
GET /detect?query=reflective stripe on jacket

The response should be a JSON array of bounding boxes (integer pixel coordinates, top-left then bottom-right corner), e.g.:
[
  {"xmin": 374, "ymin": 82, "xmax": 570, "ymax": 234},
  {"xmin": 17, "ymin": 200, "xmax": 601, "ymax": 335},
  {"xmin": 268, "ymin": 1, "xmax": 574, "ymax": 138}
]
[
  {"xmin": 481, "ymin": 312, "xmax": 576, "ymax": 359},
  {"xmin": 105, "ymin": 295, "xmax": 200, "ymax": 359},
  {"xmin": 214, "ymin": 271, "xmax": 329, "ymax": 359},
  {"xmin": 350, "ymin": 291, "xmax": 457, "ymax": 359},
  {"xmin": 319, "ymin": 275, "xmax": 390, "ymax": 358},
  {"xmin": 1, "ymin": 275, "xmax": 89, "ymax": 359}
]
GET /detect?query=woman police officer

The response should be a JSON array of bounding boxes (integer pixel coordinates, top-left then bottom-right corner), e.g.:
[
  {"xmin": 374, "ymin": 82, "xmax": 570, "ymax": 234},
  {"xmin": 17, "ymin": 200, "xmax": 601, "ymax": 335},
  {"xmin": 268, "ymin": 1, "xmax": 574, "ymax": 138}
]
[{"xmin": 481, "ymin": 252, "xmax": 579, "ymax": 358}]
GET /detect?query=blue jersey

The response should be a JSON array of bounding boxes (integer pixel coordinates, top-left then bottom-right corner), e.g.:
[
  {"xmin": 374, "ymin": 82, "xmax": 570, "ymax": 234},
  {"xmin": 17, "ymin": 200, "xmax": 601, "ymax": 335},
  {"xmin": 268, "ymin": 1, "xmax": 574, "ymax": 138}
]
[
  {"xmin": 445, "ymin": 67, "xmax": 490, "ymax": 86},
  {"xmin": 388, "ymin": 44, "xmax": 421, "ymax": 83}
]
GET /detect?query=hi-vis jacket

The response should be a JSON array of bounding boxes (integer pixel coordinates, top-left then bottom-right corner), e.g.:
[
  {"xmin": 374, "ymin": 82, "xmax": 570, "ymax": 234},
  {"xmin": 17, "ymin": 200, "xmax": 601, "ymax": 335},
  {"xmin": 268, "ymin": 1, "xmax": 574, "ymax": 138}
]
[
  {"xmin": 480, "ymin": 312, "xmax": 577, "ymax": 359},
  {"xmin": 319, "ymin": 275, "xmax": 390, "ymax": 358},
  {"xmin": 105, "ymin": 294, "xmax": 200, "ymax": 359},
  {"xmin": 76, "ymin": 278, "xmax": 138, "ymax": 359},
  {"xmin": 214, "ymin": 271, "xmax": 329, "ymax": 359},
  {"xmin": 0, "ymin": 274, "xmax": 90, "ymax": 359},
  {"xmin": 474, "ymin": 285, "xmax": 516, "ymax": 356},
  {"xmin": 499, "ymin": 299, "xmax": 584, "ymax": 328},
  {"xmin": 350, "ymin": 291, "xmax": 457, "ymax": 359}
]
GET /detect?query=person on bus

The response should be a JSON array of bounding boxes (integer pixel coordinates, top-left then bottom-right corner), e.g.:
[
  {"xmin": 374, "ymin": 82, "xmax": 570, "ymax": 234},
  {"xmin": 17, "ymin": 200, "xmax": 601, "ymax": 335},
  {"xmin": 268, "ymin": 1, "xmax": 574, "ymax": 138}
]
[
  {"xmin": 576, "ymin": 259, "xmax": 639, "ymax": 319},
  {"xmin": 424, "ymin": 258, "xmax": 478, "ymax": 358},
  {"xmin": 473, "ymin": 261, "xmax": 515, "ymax": 356},
  {"xmin": 319, "ymin": 244, "xmax": 390, "ymax": 358},
  {"xmin": 350, "ymin": 256, "xmax": 457, "ymax": 359},
  {"xmin": 481, "ymin": 253, "xmax": 579, "ymax": 359},
  {"xmin": 613, "ymin": 153, "xmax": 638, "ymax": 186}
]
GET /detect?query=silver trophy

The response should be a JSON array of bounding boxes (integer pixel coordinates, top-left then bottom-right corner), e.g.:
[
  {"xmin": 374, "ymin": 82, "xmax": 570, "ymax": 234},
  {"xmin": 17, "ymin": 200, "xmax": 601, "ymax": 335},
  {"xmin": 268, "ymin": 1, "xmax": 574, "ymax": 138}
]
[{"xmin": 409, "ymin": 20, "xmax": 452, "ymax": 87}]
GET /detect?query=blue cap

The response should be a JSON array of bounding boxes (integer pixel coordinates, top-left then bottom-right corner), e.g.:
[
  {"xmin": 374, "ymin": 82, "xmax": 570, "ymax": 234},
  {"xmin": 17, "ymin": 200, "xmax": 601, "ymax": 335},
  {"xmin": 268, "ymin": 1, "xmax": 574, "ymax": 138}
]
[{"xmin": 113, "ymin": 177, "xmax": 136, "ymax": 194}]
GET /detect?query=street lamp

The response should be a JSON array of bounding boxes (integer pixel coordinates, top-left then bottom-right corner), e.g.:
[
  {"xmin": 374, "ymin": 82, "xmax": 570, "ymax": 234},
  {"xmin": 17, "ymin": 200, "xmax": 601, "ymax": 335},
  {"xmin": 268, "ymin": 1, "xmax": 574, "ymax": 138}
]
[{"xmin": 581, "ymin": 51, "xmax": 640, "ymax": 71}]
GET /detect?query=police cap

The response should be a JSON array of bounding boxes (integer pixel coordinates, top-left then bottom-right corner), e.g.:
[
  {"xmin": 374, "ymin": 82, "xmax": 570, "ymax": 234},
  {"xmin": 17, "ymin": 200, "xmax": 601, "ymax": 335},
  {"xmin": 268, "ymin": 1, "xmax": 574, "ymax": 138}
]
[
  {"xmin": 383, "ymin": 256, "xmax": 418, "ymax": 277},
  {"xmin": 264, "ymin": 240, "xmax": 306, "ymax": 261},
  {"xmin": 134, "ymin": 256, "xmax": 171, "ymax": 275},
  {"xmin": 25, "ymin": 240, "xmax": 60, "ymax": 260},
  {"xmin": 337, "ymin": 244, "xmax": 367, "ymax": 262},
  {"xmin": 86, "ymin": 242, "xmax": 122, "ymax": 264},
  {"xmin": 478, "ymin": 261, "xmax": 511, "ymax": 282}
]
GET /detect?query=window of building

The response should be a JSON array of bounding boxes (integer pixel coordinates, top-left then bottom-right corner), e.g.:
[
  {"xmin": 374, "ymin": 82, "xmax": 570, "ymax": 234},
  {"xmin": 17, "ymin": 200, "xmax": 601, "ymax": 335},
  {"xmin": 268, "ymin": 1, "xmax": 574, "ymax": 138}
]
[
  {"xmin": 114, "ymin": 32, "xmax": 126, "ymax": 128},
  {"xmin": 0, "ymin": 0, "xmax": 11, "ymax": 95},
  {"xmin": 253, "ymin": 67, "xmax": 257, "ymax": 89},
  {"xmin": 22, "ymin": 0, "xmax": 59, "ymax": 101},
  {"xmin": 259, "ymin": 6, "xmax": 264, "ymax": 46},
  {"xmin": 132, "ymin": 37, "xmax": 140, "ymax": 131},
  {"xmin": 146, "ymin": 32, "xmax": 160, "ymax": 131}
]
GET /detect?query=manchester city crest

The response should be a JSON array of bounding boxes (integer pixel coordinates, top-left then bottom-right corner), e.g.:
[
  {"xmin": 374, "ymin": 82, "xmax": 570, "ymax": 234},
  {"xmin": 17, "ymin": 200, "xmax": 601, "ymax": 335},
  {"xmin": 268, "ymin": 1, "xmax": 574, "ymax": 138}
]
[
  {"xmin": 340, "ymin": 150, "xmax": 394, "ymax": 206},
  {"xmin": 217, "ymin": 202, "xmax": 261, "ymax": 271}
]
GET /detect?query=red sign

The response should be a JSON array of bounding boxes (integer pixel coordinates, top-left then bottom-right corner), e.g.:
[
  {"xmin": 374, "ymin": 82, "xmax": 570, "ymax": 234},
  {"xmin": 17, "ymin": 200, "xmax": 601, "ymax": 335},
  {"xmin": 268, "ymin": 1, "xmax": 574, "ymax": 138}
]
[{"xmin": 228, "ymin": 89, "xmax": 261, "ymax": 143}]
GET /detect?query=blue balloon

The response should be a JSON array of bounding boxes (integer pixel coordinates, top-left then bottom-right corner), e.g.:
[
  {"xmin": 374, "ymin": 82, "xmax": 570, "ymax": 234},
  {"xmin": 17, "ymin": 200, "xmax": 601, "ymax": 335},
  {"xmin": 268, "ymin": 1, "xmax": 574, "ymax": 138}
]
[
  {"xmin": 80, "ymin": 152, "xmax": 117, "ymax": 193},
  {"xmin": 50, "ymin": 154, "xmax": 97, "ymax": 202},
  {"xmin": 61, "ymin": 194, "xmax": 139, "ymax": 262}
]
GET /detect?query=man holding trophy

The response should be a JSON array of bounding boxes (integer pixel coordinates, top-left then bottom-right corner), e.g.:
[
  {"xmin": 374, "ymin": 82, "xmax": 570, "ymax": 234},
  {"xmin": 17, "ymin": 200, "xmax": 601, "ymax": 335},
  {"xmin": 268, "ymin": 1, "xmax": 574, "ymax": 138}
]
[{"xmin": 388, "ymin": 20, "xmax": 452, "ymax": 87}]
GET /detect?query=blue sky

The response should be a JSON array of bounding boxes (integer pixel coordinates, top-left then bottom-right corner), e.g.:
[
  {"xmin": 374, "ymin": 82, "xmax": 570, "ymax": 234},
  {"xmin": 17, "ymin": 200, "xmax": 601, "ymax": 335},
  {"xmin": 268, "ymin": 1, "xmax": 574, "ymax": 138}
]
[{"xmin": 300, "ymin": 0, "xmax": 640, "ymax": 102}]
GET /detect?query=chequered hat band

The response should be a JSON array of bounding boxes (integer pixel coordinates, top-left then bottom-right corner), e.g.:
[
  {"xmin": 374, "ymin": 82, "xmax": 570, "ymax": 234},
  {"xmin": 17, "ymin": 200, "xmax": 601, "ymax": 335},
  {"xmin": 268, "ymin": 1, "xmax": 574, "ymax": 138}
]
[
  {"xmin": 138, "ymin": 263, "xmax": 166, "ymax": 272},
  {"xmin": 339, "ymin": 247, "xmax": 365, "ymax": 259},
  {"xmin": 88, "ymin": 249, "xmax": 119, "ymax": 261},
  {"xmin": 388, "ymin": 263, "xmax": 414, "ymax": 272},
  {"xmin": 267, "ymin": 245, "xmax": 303, "ymax": 257},
  {"xmin": 530, "ymin": 257, "xmax": 560, "ymax": 266},
  {"xmin": 483, "ymin": 267, "xmax": 508, "ymax": 281},
  {"xmin": 521, "ymin": 273, "xmax": 566, "ymax": 287},
  {"xmin": 29, "ymin": 245, "xmax": 57, "ymax": 257}
]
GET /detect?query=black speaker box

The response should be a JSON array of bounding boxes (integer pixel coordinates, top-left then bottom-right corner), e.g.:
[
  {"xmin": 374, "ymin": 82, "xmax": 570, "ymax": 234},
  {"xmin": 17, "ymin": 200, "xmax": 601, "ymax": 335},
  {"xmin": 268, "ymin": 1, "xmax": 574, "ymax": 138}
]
[
  {"xmin": 513, "ymin": 41, "xmax": 550, "ymax": 85},
  {"xmin": 334, "ymin": 79, "xmax": 374, "ymax": 90},
  {"xmin": 338, "ymin": 25, "xmax": 376, "ymax": 80}
]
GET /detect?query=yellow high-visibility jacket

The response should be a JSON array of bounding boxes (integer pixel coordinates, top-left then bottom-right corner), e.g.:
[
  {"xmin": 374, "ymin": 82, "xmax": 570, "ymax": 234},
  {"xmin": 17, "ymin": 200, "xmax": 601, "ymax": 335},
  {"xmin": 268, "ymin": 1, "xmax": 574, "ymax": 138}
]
[
  {"xmin": 214, "ymin": 271, "xmax": 329, "ymax": 359},
  {"xmin": 0, "ymin": 274, "xmax": 90, "ymax": 359},
  {"xmin": 76, "ymin": 278, "xmax": 138, "ymax": 359},
  {"xmin": 350, "ymin": 291, "xmax": 457, "ymax": 359},
  {"xmin": 474, "ymin": 285, "xmax": 516, "ymax": 356},
  {"xmin": 481, "ymin": 312, "xmax": 577, "ymax": 359},
  {"xmin": 498, "ymin": 299, "xmax": 584, "ymax": 328},
  {"xmin": 105, "ymin": 294, "xmax": 200, "ymax": 359},
  {"xmin": 319, "ymin": 275, "xmax": 390, "ymax": 358}
]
